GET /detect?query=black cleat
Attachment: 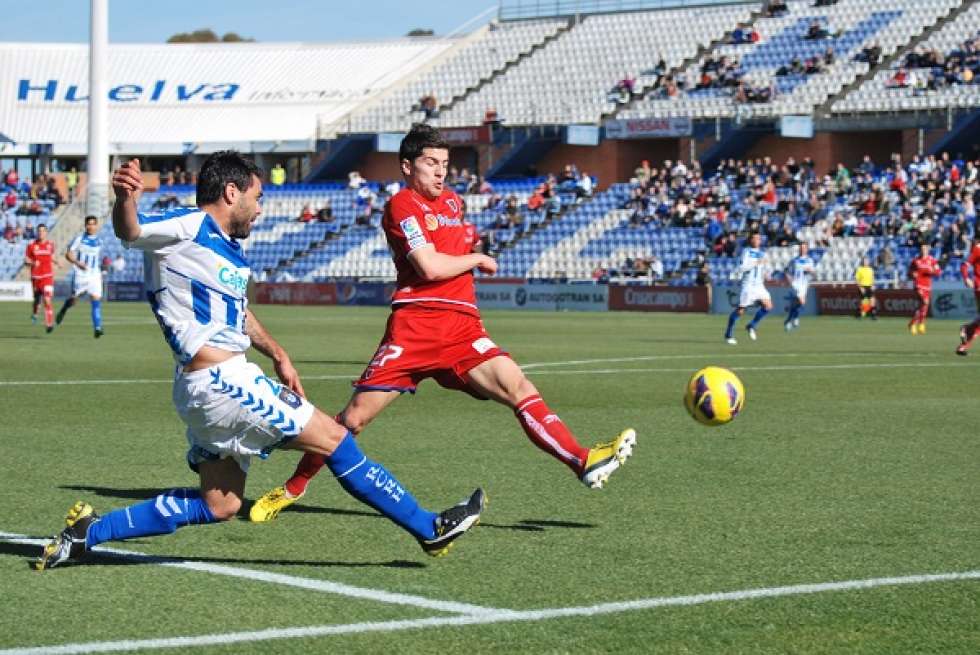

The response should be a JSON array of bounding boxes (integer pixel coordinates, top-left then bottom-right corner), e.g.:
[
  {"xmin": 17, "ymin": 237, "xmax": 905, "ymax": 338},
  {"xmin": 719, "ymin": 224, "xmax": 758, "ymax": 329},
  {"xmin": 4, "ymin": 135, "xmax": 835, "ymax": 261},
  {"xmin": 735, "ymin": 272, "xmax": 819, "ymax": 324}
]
[
  {"xmin": 35, "ymin": 501, "xmax": 100, "ymax": 571},
  {"xmin": 94, "ymin": 328, "xmax": 104, "ymax": 338},
  {"xmin": 418, "ymin": 488, "xmax": 486, "ymax": 557}
]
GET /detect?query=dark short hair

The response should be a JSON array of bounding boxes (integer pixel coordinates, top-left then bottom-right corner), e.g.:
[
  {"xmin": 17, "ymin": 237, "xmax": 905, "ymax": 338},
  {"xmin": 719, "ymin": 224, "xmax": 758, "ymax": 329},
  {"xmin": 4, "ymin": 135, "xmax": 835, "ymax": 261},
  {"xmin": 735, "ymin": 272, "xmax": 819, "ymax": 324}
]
[
  {"xmin": 84, "ymin": 215, "xmax": 98, "ymax": 223},
  {"xmin": 399, "ymin": 124, "xmax": 450, "ymax": 163},
  {"xmin": 196, "ymin": 151, "xmax": 262, "ymax": 205},
  {"xmin": 37, "ymin": 223, "xmax": 47, "ymax": 230}
]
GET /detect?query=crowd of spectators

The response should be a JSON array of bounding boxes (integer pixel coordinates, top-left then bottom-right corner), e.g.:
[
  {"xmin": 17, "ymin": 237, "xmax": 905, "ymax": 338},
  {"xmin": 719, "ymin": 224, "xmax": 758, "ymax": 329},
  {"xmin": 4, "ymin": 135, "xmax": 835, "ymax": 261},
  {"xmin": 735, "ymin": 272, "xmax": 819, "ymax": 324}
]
[
  {"xmin": 889, "ymin": 32, "xmax": 980, "ymax": 93},
  {"xmin": 622, "ymin": 150, "xmax": 979, "ymax": 281},
  {"xmin": 2, "ymin": 169, "xmax": 61, "ymax": 243}
]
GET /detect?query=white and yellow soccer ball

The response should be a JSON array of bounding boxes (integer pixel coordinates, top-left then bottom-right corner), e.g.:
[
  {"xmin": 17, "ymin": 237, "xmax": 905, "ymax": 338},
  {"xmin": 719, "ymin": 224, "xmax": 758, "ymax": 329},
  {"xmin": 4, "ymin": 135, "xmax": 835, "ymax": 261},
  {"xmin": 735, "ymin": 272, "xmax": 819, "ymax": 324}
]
[{"xmin": 684, "ymin": 366, "xmax": 745, "ymax": 426}]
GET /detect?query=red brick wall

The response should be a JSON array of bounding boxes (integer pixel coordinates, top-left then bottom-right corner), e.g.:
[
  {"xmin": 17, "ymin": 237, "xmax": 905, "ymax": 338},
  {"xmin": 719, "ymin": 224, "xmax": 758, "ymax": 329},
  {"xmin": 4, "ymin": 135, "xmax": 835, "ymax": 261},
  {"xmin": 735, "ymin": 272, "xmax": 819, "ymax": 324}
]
[
  {"xmin": 745, "ymin": 131, "xmax": 903, "ymax": 176},
  {"xmin": 534, "ymin": 139, "xmax": 684, "ymax": 189}
]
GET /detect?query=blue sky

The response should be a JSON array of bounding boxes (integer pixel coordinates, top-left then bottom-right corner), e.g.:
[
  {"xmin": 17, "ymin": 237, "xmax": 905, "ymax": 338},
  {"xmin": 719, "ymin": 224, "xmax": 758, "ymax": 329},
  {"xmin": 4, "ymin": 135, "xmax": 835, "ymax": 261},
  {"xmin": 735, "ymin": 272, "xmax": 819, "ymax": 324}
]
[{"xmin": 3, "ymin": 0, "xmax": 500, "ymax": 43}]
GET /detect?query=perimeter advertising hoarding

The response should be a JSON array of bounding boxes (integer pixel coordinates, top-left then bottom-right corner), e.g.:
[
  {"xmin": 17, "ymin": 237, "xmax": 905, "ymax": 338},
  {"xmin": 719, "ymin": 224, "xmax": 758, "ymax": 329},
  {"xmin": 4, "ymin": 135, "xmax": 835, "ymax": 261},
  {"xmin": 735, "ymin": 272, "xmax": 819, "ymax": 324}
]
[
  {"xmin": 815, "ymin": 286, "xmax": 921, "ymax": 317},
  {"xmin": 0, "ymin": 281, "xmax": 30, "ymax": 301},
  {"xmin": 106, "ymin": 282, "xmax": 143, "ymax": 301},
  {"xmin": 604, "ymin": 117, "xmax": 692, "ymax": 139},
  {"xmin": 929, "ymin": 283, "xmax": 979, "ymax": 320},
  {"xmin": 475, "ymin": 281, "xmax": 608, "ymax": 311},
  {"xmin": 255, "ymin": 283, "xmax": 339, "ymax": 305},
  {"xmin": 608, "ymin": 285, "xmax": 708, "ymax": 312}
]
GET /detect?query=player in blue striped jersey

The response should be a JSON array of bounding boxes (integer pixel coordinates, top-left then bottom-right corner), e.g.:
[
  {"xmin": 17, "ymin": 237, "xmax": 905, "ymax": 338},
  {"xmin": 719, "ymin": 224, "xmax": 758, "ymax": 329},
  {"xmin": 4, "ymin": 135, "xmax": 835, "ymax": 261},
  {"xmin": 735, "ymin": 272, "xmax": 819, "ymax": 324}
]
[
  {"xmin": 56, "ymin": 215, "xmax": 105, "ymax": 337},
  {"xmin": 783, "ymin": 242, "xmax": 815, "ymax": 331},
  {"xmin": 36, "ymin": 152, "xmax": 484, "ymax": 570},
  {"xmin": 725, "ymin": 232, "xmax": 772, "ymax": 344}
]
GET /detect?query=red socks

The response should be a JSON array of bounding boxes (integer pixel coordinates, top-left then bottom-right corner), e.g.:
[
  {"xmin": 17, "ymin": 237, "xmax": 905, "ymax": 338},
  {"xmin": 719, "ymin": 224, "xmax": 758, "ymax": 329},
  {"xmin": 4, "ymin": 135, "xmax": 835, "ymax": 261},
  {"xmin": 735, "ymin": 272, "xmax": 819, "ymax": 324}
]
[
  {"xmin": 514, "ymin": 395, "xmax": 589, "ymax": 474},
  {"xmin": 44, "ymin": 303, "xmax": 53, "ymax": 328},
  {"xmin": 284, "ymin": 452, "xmax": 325, "ymax": 497}
]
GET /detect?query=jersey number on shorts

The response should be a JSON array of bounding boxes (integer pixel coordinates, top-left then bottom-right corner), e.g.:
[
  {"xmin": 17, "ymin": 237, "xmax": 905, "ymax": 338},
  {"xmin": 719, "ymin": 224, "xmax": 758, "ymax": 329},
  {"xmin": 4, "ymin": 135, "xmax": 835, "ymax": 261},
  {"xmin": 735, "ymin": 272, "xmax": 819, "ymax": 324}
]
[{"xmin": 370, "ymin": 344, "xmax": 404, "ymax": 368}]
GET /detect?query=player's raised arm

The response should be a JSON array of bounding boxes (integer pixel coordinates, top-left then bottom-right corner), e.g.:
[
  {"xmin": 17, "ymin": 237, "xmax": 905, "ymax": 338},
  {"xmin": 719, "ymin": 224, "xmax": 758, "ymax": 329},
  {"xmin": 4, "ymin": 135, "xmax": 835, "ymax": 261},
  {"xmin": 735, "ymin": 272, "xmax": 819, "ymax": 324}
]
[
  {"xmin": 244, "ymin": 308, "xmax": 306, "ymax": 398},
  {"xmin": 111, "ymin": 158, "xmax": 144, "ymax": 242}
]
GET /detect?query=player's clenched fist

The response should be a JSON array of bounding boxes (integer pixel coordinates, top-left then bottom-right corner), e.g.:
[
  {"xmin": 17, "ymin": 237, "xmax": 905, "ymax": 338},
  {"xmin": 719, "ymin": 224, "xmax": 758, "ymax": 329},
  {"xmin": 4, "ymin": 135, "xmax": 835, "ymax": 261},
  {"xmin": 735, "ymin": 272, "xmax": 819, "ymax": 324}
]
[
  {"xmin": 476, "ymin": 255, "xmax": 497, "ymax": 275},
  {"xmin": 112, "ymin": 158, "xmax": 143, "ymax": 200}
]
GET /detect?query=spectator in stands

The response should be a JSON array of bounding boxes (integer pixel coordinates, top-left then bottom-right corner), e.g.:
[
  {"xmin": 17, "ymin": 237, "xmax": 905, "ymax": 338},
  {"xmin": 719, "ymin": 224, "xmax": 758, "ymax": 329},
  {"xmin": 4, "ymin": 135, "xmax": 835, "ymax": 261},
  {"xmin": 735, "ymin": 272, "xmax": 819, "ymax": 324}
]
[
  {"xmin": 777, "ymin": 58, "xmax": 806, "ymax": 77},
  {"xmin": 855, "ymin": 42, "xmax": 882, "ymax": 66},
  {"xmin": 42, "ymin": 177, "xmax": 63, "ymax": 205},
  {"xmin": 805, "ymin": 20, "xmax": 831, "ymax": 41},
  {"xmin": 418, "ymin": 93, "xmax": 439, "ymax": 119},
  {"xmin": 298, "ymin": 204, "xmax": 315, "ymax": 223},
  {"xmin": 886, "ymin": 68, "xmax": 915, "ymax": 89},
  {"xmin": 348, "ymin": 170, "xmax": 365, "ymax": 189},
  {"xmin": 316, "ymin": 200, "xmax": 333, "ymax": 223},
  {"xmin": 649, "ymin": 255, "xmax": 665, "ymax": 281},
  {"xmin": 765, "ymin": 1, "xmax": 788, "ymax": 17},
  {"xmin": 608, "ymin": 75, "xmax": 635, "ymax": 104},
  {"xmin": 270, "ymin": 163, "xmax": 286, "ymax": 187},
  {"xmin": 728, "ymin": 24, "xmax": 759, "ymax": 45},
  {"xmin": 576, "ymin": 171, "xmax": 594, "ymax": 199},
  {"xmin": 65, "ymin": 166, "xmax": 78, "ymax": 201},
  {"xmin": 483, "ymin": 107, "xmax": 499, "ymax": 125},
  {"xmin": 5, "ymin": 169, "xmax": 18, "ymax": 188},
  {"xmin": 4, "ymin": 188, "xmax": 17, "ymax": 209},
  {"xmin": 813, "ymin": 0, "xmax": 839, "ymax": 7}
]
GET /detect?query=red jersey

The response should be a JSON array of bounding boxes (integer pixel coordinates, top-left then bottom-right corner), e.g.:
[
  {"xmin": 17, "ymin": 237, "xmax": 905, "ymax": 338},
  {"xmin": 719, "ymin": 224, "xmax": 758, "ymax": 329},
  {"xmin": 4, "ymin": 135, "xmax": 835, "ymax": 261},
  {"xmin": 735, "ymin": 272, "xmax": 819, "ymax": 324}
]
[
  {"xmin": 908, "ymin": 255, "xmax": 940, "ymax": 290},
  {"xmin": 25, "ymin": 239, "xmax": 54, "ymax": 280},
  {"xmin": 960, "ymin": 244, "xmax": 980, "ymax": 287},
  {"xmin": 462, "ymin": 222, "xmax": 477, "ymax": 252},
  {"xmin": 382, "ymin": 187, "xmax": 478, "ymax": 316}
]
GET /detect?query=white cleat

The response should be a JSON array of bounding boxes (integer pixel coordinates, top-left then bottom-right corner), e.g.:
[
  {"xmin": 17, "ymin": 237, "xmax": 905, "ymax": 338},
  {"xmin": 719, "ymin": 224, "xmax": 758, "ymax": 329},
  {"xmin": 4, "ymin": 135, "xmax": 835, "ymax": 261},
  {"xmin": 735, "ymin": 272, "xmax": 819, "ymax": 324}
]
[
  {"xmin": 726, "ymin": 337, "xmax": 738, "ymax": 345},
  {"xmin": 746, "ymin": 326, "xmax": 757, "ymax": 341},
  {"xmin": 793, "ymin": 318, "xmax": 800, "ymax": 328}
]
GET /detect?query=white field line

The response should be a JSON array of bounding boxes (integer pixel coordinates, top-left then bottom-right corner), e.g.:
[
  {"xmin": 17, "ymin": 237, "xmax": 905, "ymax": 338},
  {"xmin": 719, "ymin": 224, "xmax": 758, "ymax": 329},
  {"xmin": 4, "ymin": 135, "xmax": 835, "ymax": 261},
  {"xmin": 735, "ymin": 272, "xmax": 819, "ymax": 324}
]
[
  {"xmin": 0, "ymin": 355, "xmax": 968, "ymax": 387},
  {"xmin": 0, "ymin": 532, "xmax": 498, "ymax": 616},
  {"xmin": 3, "ymin": 569, "xmax": 977, "ymax": 654},
  {"xmin": 519, "ymin": 352, "xmax": 896, "ymax": 369}
]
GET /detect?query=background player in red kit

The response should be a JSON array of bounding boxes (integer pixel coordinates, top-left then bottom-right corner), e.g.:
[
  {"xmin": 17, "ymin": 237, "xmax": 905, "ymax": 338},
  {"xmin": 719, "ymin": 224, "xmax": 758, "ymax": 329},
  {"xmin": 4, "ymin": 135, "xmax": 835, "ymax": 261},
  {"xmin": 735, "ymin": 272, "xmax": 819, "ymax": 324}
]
[
  {"xmin": 907, "ymin": 243, "xmax": 940, "ymax": 335},
  {"xmin": 24, "ymin": 223, "xmax": 55, "ymax": 333},
  {"xmin": 956, "ymin": 236, "xmax": 980, "ymax": 355},
  {"xmin": 251, "ymin": 124, "xmax": 637, "ymax": 522}
]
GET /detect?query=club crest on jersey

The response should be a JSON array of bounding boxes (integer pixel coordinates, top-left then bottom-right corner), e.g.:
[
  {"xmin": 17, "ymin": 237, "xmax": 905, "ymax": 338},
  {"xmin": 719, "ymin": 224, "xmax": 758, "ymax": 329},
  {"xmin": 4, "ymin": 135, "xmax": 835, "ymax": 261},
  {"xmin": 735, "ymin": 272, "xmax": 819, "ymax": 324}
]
[
  {"xmin": 278, "ymin": 387, "xmax": 302, "ymax": 409},
  {"xmin": 446, "ymin": 198, "xmax": 459, "ymax": 214},
  {"xmin": 424, "ymin": 213, "xmax": 439, "ymax": 231}
]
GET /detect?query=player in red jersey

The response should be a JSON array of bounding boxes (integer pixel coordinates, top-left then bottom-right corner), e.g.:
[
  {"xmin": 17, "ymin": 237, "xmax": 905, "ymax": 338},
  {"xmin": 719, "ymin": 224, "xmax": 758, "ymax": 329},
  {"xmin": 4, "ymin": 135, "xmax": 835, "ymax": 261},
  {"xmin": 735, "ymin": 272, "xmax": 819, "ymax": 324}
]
[
  {"xmin": 24, "ymin": 223, "xmax": 55, "ymax": 333},
  {"xmin": 907, "ymin": 243, "xmax": 941, "ymax": 335},
  {"xmin": 956, "ymin": 237, "xmax": 980, "ymax": 355},
  {"xmin": 251, "ymin": 125, "xmax": 636, "ymax": 523}
]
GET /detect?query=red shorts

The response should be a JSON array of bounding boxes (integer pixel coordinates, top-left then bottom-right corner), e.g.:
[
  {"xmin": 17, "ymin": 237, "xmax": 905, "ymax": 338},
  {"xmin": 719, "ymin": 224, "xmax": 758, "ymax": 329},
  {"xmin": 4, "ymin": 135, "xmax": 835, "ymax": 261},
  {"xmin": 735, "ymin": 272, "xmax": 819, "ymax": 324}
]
[
  {"xmin": 915, "ymin": 286, "xmax": 931, "ymax": 304},
  {"xmin": 32, "ymin": 277, "xmax": 53, "ymax": 296},
  {"xmin": 354, "ymin": 306, "xmax": 509, "ymax": 397}
]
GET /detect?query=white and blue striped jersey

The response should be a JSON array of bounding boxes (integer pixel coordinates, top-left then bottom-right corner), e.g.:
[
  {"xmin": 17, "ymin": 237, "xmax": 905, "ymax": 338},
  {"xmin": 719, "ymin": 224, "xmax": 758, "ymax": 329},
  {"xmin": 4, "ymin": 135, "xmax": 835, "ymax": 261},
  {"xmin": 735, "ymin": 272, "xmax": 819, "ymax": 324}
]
[
  {"xmin": 68, "ymin": 234, "xmax": 102, "ymax": 277},
  {"xmin": 126, "ymin": 208, "xmax": 250, "ymax": 365},
  {"xmin": 737, "ymin": 247, "xmax": 767, "ymax": 288},
  {"xmin": 787, "ymin": 255, "xmax": 815, "ymax": 286}
]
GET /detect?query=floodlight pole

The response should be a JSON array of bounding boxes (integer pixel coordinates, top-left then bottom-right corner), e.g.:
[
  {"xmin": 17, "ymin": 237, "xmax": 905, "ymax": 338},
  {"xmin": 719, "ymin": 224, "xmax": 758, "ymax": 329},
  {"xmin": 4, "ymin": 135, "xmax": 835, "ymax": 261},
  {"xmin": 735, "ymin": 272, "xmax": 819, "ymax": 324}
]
[{"xmin": 87, "ymin": 0, "xmax": 109, "ymax": 217}]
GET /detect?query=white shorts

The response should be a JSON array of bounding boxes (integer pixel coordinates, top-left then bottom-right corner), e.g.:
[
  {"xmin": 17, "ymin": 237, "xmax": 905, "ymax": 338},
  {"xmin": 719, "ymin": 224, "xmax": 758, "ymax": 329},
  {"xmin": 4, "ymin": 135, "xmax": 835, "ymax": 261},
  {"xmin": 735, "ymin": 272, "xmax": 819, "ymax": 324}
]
[
  {"xmin": 791, "ymin": 282, "xmax": 809, "ymax": 302},
  {"xmin": 739, "ymin": 285, "xmax": 771, "ymax": 308},
  {"xmin": 173, "ymin": 354, "xmax": 315, "ymax": 473},
  {"xmin": 72, "ymin": 273, "xmax": 103, "ymax": 298}
]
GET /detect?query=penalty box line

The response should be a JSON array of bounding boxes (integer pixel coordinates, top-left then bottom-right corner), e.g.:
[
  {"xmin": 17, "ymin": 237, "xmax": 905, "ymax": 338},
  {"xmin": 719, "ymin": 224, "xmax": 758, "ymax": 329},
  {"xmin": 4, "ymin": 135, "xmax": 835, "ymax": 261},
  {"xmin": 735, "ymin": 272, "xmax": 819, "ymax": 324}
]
[
  {"xmin": 2, "ymin": 569, "xmax": 977, "ymax": 654},
  {"xmin": 0, "ymin": 531, "xmax": 499, "ymax": 616}
]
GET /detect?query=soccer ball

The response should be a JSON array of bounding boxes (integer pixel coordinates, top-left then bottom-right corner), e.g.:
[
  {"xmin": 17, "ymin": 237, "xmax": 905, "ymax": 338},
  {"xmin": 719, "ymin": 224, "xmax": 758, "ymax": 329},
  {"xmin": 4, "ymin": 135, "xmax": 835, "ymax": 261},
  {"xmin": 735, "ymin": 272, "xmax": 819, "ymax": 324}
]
[{"xmin": 684, "ymin": 366, "xmax": 745, "ymax": 426}]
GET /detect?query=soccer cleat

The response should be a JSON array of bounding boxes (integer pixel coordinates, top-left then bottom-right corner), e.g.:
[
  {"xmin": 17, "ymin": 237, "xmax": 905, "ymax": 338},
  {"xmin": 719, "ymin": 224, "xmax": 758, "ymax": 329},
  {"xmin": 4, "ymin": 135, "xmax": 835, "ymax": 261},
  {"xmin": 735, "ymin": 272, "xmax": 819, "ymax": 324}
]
[
  {"xmin": 918, "ymin": 323, "xmax": 927, "ymax": 335},
  {"xmin": 418, "ymin": 488, "xmax": 486, "ymax": 557},
  {"xmin": 249, "ymin": 486, "xmax": 303, "ymax": 523},
  {"xmin": 793, "ymin": 318, "xmax": 800, "ymax": 328},
  {"xmin": 31, "ymin": 314, "xmax": 37, "ymax": 325},
  {"xmin": 55, "ymin": 309, "xmax": 66, "ymax": 325},
  {"xmin": 725, "ymin": 337, "xmax": 737, "ymax": 345},
  {"xmin": 783, "ymin": 320, "xmax": 792, "ymax": 332},
  {"xmin": 955, "ymin": 345, "xmax": 968, "ymax": 356},
  {"xmin": 45, "ymin": 325, "xmax": 54, "ymax": 334},
  {"xmin": 580, "ymin": 428, "xmax": 637, "ymax": 489},
  {"xmin": 35, "ymin": 501, "xmax": 99, "ymax": 571},
  {"xmin": 746, "ymin": 325, "xmax": 757, "ymax": 341},
  {"xmin": 908, "ymin": 323, "xmax": 917, "ymax": 335},
  {"xmin": 960, "ymin": 324, "xmax": 969, "ymax": 345},
  {"xmin": 94, "ymin": 328, "xmax": 104, "ymax": 339}
]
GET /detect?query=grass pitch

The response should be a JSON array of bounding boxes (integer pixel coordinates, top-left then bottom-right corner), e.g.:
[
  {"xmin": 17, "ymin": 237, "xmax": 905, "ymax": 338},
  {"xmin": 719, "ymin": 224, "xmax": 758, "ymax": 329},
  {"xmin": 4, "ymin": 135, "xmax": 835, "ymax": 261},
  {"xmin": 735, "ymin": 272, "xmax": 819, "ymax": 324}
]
[{"xmin": 1, "ymin": 302, "xmax": 977, "ymax": 654}]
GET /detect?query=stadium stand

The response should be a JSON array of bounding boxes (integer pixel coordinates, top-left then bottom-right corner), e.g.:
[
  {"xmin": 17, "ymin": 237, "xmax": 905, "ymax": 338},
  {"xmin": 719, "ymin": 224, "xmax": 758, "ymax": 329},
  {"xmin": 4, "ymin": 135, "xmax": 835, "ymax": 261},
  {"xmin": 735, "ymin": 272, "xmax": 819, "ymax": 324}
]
[
  {"xmin": 432, "ymin": 3, "xmax": 756, "ymax": 126},
  {"xmin": 621, "ymin": 0, "xmax": 962, "ymax": 120},
  {"xmin": 835, "ymin": 0, "xmax": 980, "ymax": 113}
]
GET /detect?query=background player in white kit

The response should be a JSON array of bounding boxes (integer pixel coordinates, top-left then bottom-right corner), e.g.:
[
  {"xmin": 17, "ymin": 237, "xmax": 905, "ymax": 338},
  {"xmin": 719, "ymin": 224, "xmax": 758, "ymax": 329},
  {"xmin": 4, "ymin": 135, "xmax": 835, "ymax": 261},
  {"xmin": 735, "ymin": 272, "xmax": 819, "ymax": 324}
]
[
  {"xmin": 56, "ymin": 215, "xmax": 105, "ymax": 337},
  {"xmin": 35, "ymin": 152, "xmax": 484, "ymax": 571},
  {"xmin": 724, "ymin": 232, "xmax": 772, "ymax": 344},
  {"xmin": 783, "ymin": 242, "xmax": 815, "ymax": 331}
]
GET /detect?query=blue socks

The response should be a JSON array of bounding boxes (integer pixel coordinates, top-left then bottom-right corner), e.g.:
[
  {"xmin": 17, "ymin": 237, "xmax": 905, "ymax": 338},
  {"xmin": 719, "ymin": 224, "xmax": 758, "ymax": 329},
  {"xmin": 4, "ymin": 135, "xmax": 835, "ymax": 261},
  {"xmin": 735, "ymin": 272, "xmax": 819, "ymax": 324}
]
[
  {"xmin": 86, "ymin": 488, "xmax": 216, "ymax": 548},
  {"xmin": 725, "ymin": 309, "xmax": 741, "ymax": 338},
  {"xmin": 786, "ymin": 301, "xmax": 801, "ymax": 324},
  {"xmin": 325, "ymin": 432, "xmax": 437, "ymax": 541},
  {"xmin": 748, "ymin": 306, "xmax": 769, "ymax": 329},
  {"xmin": 91, "ymin": 299, "xmax": 102, "ymax": 330}
]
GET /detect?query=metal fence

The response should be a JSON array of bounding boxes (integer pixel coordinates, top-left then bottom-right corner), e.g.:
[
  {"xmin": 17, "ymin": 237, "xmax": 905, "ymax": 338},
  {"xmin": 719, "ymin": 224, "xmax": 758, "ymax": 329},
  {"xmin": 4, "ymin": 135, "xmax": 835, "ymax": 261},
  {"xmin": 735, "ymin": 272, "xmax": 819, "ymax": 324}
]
[{"xmin": 498, "ymin": 0, "xmax": 751, "ymax": 21}]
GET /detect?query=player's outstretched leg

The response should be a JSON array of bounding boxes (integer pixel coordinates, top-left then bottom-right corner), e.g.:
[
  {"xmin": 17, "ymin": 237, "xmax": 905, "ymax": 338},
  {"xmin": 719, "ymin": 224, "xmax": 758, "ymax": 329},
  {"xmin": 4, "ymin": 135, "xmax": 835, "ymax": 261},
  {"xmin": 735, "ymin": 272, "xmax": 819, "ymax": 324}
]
[
  {"xmin": 746, "ymin": 305, "xmax": 769, "ymax": 341},
  {"xmin": 56, "ymin": 296, "xmax": 76, "ymax": 325},
  {"xmin": 957, "ymin": 320, "xmax": 980, "ymax": 356},
  {"xmin": 43, "ymin": 295, "xmax": 54, "ymax": 330},
  {"xmin": 91, "ymin": 299, "xmax": 104, "ymax": 338},
  {"xmin": 725, "ymin": 308, "xmax": 742, "ymax": 344}
]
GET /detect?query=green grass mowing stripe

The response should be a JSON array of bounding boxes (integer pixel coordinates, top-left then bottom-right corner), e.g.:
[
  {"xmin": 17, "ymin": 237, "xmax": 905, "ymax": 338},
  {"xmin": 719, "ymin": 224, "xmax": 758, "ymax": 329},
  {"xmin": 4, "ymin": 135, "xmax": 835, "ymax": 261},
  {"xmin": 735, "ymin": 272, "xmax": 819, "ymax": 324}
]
[
  {"xmin": 4, "ymin": 570, "xmax": 977, "ymax": 655},
  {"xmin": 0, "ymin": 532, "xmax": 497, "ymax": 615}
]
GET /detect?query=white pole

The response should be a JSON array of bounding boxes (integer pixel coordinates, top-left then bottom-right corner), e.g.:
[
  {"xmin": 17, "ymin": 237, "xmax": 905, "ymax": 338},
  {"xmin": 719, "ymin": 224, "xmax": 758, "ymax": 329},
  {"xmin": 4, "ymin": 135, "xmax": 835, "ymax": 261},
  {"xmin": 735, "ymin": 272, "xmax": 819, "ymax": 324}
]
[{"xmin": 87, "ymin": 0, "xmax": 109, "ymax": 216}]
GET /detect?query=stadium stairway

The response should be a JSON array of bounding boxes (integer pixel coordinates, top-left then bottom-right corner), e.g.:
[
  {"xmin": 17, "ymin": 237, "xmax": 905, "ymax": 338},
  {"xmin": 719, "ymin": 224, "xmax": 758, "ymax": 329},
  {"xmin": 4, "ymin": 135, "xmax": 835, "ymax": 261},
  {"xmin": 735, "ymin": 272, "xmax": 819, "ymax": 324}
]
[{"xmin": 815, "ymin": 0, "xmax": 971, "ymax": 118}]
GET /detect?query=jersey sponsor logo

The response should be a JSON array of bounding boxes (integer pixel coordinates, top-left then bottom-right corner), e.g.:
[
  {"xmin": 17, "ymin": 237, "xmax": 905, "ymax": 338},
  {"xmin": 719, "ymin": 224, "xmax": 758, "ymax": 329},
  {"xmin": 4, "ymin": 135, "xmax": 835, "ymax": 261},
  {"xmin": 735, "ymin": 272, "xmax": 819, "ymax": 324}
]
[
  {"xmin": 218, "ymin": 266, "xmax": 249, "ymax": 294},
  {"xmin": 472, "ymin": 337, "xmax": 496, "ymax": 354},
  {"xmin": 399, "ymin": 217, "xmax": 427, "ymax": 250}
]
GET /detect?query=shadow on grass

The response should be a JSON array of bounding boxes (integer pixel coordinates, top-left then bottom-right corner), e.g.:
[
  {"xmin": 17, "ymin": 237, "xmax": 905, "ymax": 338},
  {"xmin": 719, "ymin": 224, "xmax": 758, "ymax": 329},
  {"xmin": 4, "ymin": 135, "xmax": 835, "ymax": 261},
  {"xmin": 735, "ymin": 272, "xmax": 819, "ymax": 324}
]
[
  {"xmin": 481, "ymin": 518, "xmax": 597, "ymax": 532},
  {"xmin": 2, "ymin": 540, "xmax": 424, "ymax": 571}
]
